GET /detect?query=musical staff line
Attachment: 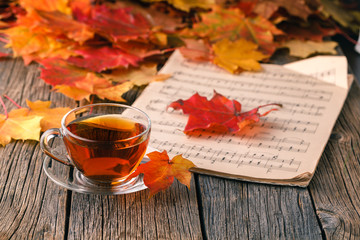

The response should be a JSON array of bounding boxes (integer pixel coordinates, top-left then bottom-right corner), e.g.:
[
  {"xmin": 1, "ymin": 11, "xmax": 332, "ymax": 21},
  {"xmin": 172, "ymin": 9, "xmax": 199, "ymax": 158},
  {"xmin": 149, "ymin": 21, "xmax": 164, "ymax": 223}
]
[
  {"xmin": 152, "ymin": 121, "xmax": 311, "ymax": 153},
  {"xmin": 151, "ymin": 139, "xmax": 302, "ymax": 173},
  {"xmin": 167, "ymin": 75, "xmax": 333, "ymax": 102},
  {"xmin": 177, "ymin": 67, "xmax": 332, "ymax": 87},
  {"xmin": 148, "ymin": 91, "xmax": 326, "ymax": 117}
]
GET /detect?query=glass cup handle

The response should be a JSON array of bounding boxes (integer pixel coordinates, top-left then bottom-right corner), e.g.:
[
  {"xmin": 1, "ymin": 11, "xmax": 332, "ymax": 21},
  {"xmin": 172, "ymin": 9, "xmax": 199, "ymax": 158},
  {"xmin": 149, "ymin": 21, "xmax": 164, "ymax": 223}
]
[{"xmin": 40, "ymin": 128, "xmax": 74, "ymax": 167}]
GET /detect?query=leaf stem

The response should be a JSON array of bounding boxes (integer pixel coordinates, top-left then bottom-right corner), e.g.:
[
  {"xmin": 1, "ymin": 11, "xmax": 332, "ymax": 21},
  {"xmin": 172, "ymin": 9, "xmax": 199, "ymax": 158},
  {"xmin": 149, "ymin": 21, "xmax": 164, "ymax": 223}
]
[
  {"xmin": 0, "ymin": 96, "xmax": 8, "ymax": 119},
  {"xmin": 3, "ymin": 94, "xmax": 22, "ymax": 108},
  {"xmin": 0, "ymin": 36, "xmax": 9, "ymax": 43}
]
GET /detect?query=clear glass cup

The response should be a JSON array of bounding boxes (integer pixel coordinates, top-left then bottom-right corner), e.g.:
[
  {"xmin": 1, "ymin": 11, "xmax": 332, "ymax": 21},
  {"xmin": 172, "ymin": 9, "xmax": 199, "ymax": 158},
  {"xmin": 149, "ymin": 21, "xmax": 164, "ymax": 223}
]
[{"xmin": 40, "ymin": 103, "xmax": 151, "ymax": 193}]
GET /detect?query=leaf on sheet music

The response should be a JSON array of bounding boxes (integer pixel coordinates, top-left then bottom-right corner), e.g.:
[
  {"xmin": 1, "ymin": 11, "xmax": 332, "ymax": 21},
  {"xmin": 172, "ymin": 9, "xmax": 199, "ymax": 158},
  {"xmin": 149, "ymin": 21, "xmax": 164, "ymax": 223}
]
[
  {"xmin": 168, "ymin": 91, "xmax": 282, "ymax": 134},
  {"xmin": 127, "ymin": 150, "xmax": 196, "ymax": 197}
]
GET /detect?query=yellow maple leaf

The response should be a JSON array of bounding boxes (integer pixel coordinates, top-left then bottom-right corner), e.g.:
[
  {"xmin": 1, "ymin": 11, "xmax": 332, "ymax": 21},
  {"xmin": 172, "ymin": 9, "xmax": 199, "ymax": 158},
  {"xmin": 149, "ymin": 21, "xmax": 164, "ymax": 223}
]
[
  {"xmin": 0, "ymin": 114, "xmax": 42, "ymax": 146},
  {"xmin": 19, "ymin": 0, "xmax": 72, "ymax": 15},
  {"xmin": 25, "ymin": 100, "xmax": 71, "ymax": 131},
  {"xmin": 94, "ymin": 81, "xmax": 134, "ymax": 102},
  {"xmin": 212, "ymin": 38, "xmax": 268, "ymax": 73}
]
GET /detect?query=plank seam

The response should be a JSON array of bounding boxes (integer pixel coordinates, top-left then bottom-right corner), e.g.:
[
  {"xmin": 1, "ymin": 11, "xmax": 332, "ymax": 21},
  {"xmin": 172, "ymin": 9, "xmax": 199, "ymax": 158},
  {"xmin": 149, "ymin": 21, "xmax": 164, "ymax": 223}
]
[
  {"xmin": 307, "ymin": 186, "xmax": 327, "ymax": 240},
  {"xmin": 63, "ymin": 185, "xmax": 72, "ymax": 240},
  {"xmin": 194, "ymin": 174, "xmax": 208, "ymax": 240}
]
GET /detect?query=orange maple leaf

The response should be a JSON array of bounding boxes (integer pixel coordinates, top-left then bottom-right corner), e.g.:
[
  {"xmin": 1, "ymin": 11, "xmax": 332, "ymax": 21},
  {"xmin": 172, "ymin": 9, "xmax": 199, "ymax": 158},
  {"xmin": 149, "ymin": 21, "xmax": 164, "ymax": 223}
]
[
  {"xmin": 127, "ymin": 151, "xmax": 196, "ymax": 197},
  {"xmin": 19, "ymin": 0, "xmax": 72, "ymax": 14}
]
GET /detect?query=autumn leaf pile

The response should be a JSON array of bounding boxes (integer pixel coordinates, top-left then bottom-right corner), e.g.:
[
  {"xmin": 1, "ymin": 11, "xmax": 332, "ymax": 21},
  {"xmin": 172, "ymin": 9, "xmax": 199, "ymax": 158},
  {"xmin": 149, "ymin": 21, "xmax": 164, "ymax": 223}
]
[{"xmin": 0, "ymin": 0, "xmax": 358, "ymax": 102}]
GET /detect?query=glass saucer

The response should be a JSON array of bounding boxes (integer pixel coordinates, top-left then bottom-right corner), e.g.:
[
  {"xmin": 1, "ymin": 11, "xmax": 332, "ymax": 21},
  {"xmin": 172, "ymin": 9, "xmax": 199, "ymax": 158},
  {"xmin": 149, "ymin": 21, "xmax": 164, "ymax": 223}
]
[{"xmin": 43, "ymin": 146, "xmax": 156, "ymax": 195}]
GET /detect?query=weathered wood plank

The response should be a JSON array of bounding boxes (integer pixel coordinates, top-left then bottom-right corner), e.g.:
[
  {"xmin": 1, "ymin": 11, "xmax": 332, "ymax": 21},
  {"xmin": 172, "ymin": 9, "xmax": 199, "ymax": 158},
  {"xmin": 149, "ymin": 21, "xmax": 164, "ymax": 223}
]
[
  {"xmin": 309, "ymin": 81, "xmax": 360, "ymax": 240},
  {"xmin": 197, "ymin": 175, "xmax": 323, "ymax": 240},
  {"xmin": 67, "ymin": 179, "xmax": 203, "ymax": 239},
  {"xmin": 0, "ymin": 57, "xmax": 75, "ymax": 239}
]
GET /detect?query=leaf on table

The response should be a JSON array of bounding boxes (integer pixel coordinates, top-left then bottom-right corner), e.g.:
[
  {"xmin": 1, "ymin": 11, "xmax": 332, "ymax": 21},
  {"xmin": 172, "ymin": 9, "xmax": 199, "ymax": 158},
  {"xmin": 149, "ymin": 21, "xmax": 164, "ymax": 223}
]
[
  {"xmin": 182, "ymin": 6, "xmax": 283, "ymax": 55},
  {"xmin": 0, "ymin": 21, "xmax": 9, "ymax": 29},
  {"xmin": 111, "ymin": 1, "xmax": 186, "ymax": 32},
  {"xmin": 40, "ymin": 57, "xmax": 169, "ymax": 101},
  {"xmin": 0, "ymin": 113, "xmax": 42, "ymax": 146},
  {"xmin": 19, "ymin": 0, "xmax": 72, "ymax": 14},
  {"xmin": 54, "ymin": 81, "xmax": 133, "ymax": 102},
  {"xmin": 69, "ymin": 0, "xmax": 92, "ymax": 16},
  {"xmin": 282, "ymin": 40, "xmax": 338, "ymax": 58},
  {"xmin": 168, "ymin": 91, "xmax": 281, "ymax": 134},
  {"xmin": 35, "ymin": 10, "xmax": 94, "ymax": 44},
  {"xmin": 40, "ymin": 58, "xmax": 112, "ymax": 94},
  {"xmin": 114, "ymin": 40, "xmax": 169, "ymax": 59},
  {"xmin": 3, "ymin": 26, "xmax": 74, "ymax": 63},
  {"xmin": 212, "ymin": 38, "xmax": 268, "ymax": 73},
  {"xmin": 25, "ymin": 100, "xmax": 71, "ymax": 131},
  {"xmin": 127, "ymin": 150, "xmax": 196, "ymax": 197},
  {"xmin": 53, "ymin": 85, "xmax": 91, "ymax": 101},
  {"xmin": 0, "ymin": 98, "xmax": 73, "ymax": 146},
  {"xmin": 141, "ymin": 0, "xmax": 215, "ymax": 12},
  {"xmin": 74, "ymin": 5, "xmax": 153, "ymax": 43},
  {"xmin": 67, "ymin": 46, "xmax": 142, "ymax": 72}
]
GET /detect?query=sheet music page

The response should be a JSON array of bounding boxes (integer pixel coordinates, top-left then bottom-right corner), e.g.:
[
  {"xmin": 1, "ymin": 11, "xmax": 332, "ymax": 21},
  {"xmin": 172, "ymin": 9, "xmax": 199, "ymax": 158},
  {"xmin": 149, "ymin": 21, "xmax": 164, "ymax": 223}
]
[
  {"xmin": 132, "ymin": 50, "xmax": 350, "ymax": 186},
  {"xmin": 284, "ymin": 56, "xmax": 349, "ymax": 88}
]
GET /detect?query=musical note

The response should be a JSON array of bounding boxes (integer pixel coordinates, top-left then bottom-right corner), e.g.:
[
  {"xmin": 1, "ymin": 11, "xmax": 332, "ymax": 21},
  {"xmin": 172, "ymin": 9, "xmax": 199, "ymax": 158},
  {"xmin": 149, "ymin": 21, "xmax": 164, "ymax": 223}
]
[{"xmin": 131, "ymin": 50, "xmax": 350, "ymax": 184}]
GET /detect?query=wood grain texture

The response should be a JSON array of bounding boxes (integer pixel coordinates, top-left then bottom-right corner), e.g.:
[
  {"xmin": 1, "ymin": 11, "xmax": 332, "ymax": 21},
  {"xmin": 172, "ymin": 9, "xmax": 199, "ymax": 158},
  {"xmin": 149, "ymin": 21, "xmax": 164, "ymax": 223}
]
[
  {"xmin": 67, "ymin": 179, "xmax": 202, "ymax": 239},
  {"xmin": 309, "ymin": 81, "xmax": 360, "ymax": 240},
  {"xmin": 197, "ymin": 175, "xmax": 323, "ymax": 240},
  {"xmin": 0, "ymin": 57, "xmax": 75, "ymax": 239}
]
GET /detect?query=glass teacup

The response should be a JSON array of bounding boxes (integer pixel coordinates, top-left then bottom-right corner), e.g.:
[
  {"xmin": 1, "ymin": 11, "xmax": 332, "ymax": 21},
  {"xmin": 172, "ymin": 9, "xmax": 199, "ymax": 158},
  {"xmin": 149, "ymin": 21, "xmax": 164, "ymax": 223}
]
[{"xmin": 40, "ymin": 103, "xmax": 151, "ymax": 186}]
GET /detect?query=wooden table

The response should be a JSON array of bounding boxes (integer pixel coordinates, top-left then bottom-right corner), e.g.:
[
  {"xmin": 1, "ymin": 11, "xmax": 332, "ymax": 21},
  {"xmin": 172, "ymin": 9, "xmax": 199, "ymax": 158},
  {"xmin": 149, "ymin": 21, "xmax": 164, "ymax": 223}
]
[{"xmin": 0, "ymin": 48, "xmax": 359, "ymax": 240}]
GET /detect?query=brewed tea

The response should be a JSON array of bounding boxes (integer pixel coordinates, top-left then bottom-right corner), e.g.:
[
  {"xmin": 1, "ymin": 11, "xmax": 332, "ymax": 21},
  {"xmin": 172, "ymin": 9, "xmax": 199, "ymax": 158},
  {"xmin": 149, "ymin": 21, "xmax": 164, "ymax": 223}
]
[{"xmin": 64, "ymin": 114, "xmax": 149, "ymax": 183}]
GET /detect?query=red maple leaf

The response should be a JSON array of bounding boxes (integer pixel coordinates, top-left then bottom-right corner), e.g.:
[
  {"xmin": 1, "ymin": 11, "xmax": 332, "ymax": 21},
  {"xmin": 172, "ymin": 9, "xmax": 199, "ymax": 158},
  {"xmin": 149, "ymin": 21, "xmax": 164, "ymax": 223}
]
[
  {"xmin": 168, "ymin": 91, "xmax": 282, "ymax": 133},
  {"xmin": 67, "ymin": 46, "xmax": 142, "ymax": 72},
  {"xmin": 39, "ymin": 58, "xmax": 112, "ymax": 93},
  {"xmin": 74, "ymin": 5, "xmax": 152, "ymax": 43}
]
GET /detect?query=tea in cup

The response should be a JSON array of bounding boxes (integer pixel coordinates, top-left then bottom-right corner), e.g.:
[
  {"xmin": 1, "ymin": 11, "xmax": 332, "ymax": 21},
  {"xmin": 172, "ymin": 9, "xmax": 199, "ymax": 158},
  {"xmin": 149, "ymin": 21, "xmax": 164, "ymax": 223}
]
[{"xmin": 40, "ymin": 103, "xmax": 151, "ymax": 185}]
